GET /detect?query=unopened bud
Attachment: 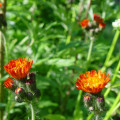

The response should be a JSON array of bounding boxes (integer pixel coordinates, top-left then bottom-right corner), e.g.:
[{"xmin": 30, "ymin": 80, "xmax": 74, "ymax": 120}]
[
  {"xmin": 26, "ymin": 72, "xmax": 36, "ymax": 91},
  {"xmin": 96, "ymin": 96, "xmax": 105, "ymax": 111},
  {"xmin": 15, "ymin": 96, "xmax": 23, "ymax": 103},
  {"xmin": 34, "ymin": 89, "xmax": 41, "ymax": 98},
  {"xmin": 15, "ymin": 87, "xmax": 26, "ymax": 98},
  {"xmin": 84, "ymin": 94, "xmax": 91, "ymax": 101},
  {"xmin": 83, "ymin": 93, "xmax": 92, "ymax": 108},
  {"xmin": 26, "ymin": 92, "xmax": 33, "ymax": 101},
  {"xmin": 27, "ymin": 72, "xmax": 35, "ymax": 80}
]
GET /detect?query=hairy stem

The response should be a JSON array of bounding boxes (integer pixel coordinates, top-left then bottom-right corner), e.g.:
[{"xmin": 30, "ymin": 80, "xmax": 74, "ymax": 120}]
[{"xmin": 30, "ymin": 103, "xmax": 35, "ymax": 120}]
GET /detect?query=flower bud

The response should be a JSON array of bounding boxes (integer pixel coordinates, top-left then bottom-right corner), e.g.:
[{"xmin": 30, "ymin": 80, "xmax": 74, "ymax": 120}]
[
  {"xmin": 83, "ymin": 93, "xmax": 92, "ymax": 108},
  {"xmin": 34, "ymin": 89, "xmax": 41, "ymax": 98},
  {"xmin": 27, "ymin": 72, "xmax": 36, "ymax": 80},
  {"xmin": 26, "ymin": 72, "xmax": 36, "ymax": 91},
  {"xmin": 96, "ymin": 95, "xmax": 105, "ymax": 111},
  {"xmin": 15, "ymin": 96, "xmax": 23, "ymax": 103},
  {"xmin": 26, "ymin": 92, "xmax": 33, "ymax": 101},
  {"xmin": 15, "ymin": 87, "xmax": 26, "ymax": 98}
]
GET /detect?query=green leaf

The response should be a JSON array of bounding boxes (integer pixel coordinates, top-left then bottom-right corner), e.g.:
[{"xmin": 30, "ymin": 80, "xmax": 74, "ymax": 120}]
[{"xmin": 44, "ymin": 114, "xmax": 66, "ymax": 120}]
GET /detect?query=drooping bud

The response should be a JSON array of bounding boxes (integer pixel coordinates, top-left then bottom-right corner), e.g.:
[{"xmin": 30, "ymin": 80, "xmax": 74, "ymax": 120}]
[
  {"xmin": 34, "ymin": 89, "xmax": 41, "ymax": 98},
  {"xmin": 15, "ymin": 87, "xmax": 26, "ymax": 98},
  {"xmin": 26, "ymin": 92, "xmax": 33, "ymax": 101},
  {"xmin": 15, "ymin": 96, "xmax": 23, "ymax": 103}
]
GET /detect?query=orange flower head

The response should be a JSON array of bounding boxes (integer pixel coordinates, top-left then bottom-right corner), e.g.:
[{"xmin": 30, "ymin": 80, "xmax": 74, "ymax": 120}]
[
  {"xmin": 94, "ymin": 14, "xmax": 103, "ymax": 23},
  {"xmin": 99, "ymin": 22, "xmax": 106, "ymax": 28},
  {"xmin": 0, "ymin": 3, "xmax": 2, "ymax": 7},
  {"xmin": 75, "ymin": 70, "xmax": 111, "ymax": 93},
  {"xmin": 80, "ymin": 19, "xmax": 89, "ymax": 28},
  {"xmin": 4, "ymin": 77, "xmax": 14, "ymax": 89},
  {"xmin": 4, "ymin": 58, "xmax": 33, "ymax": 79}
]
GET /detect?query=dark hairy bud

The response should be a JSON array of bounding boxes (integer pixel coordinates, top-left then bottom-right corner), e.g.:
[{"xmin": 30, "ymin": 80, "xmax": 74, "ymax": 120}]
[
  {"xmin": 34, "ymin": 89, "xmax": 41, "ymax": 98},
  {"xmin": 15, "ymin": 96, "xmax": 23, "ymax": 103},
  {"xmin": 26, "ymin": 92, "xmax": 33, "ymax": 101}
]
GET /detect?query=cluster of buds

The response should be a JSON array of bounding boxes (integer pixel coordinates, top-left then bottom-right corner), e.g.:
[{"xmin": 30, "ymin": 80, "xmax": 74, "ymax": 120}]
[
  {"xmin": 3, "ymin": 58, "xmax": 41, "ymax": 103},
  {"xmin": 83, "ymin": 93, "xmax": 105, "ymax": 113},
  {"xmin": 80, "ymin": 14, "xmax": 106, "ymax": 36}
]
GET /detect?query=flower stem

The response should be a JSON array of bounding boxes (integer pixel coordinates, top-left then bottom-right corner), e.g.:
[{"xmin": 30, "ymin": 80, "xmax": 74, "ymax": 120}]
[
  {"xmin": 30, "ymin": 103, "xmax": 35, "ymax": 120},
  {"xmin": 104, "ymin": 60, "xmax": 120, "ymax": 98},
  {"xmin": 87, "ymin": 38, "xmax": 94, "ymax": 62},
  {"xmin": 73, "ymin": 91, "xmax": 83, "ymax": 120},
  {"xmin": 0, "ymin": 31, "xmax": 4, "ymax": 120},
  {"xmin": 101, "ymin": 30, "xmax": 119, "ymax": 72},
  {"xmin": 103, "ymin": 93, "xmax": 120, "ymax": 120}
]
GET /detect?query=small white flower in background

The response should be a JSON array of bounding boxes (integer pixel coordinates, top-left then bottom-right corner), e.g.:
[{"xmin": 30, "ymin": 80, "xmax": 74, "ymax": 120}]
[{"xmin": 112, "ymin": 19, "xmax": 120, "ymax": 29}]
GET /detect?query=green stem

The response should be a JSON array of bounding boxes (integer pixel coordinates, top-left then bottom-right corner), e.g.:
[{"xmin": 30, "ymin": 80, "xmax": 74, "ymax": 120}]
[
  {"xmin": 87, "ymin": 39, "xmax": 94, "ymax": 61},
  {"xmin": 74, "ymin": 38, "xmax": 94, "ymax": 120},
  {"xmin": 0, "ymin": 31, "xmax": 4, "ymax": 120},
  {"xmin": 104, "ymin": 60, "xmax": 120, "ymax": 98},
  {"xmin": 101, "ymin": 30, "xmax": 119, "ymax": 72},
  {"xmin": 30, "ymin": 103, "xmax": 35, "ymax": 120},
  {"xmin": 73, "ymin": 91, "xmax": 83, "ymax": 120},
  {"xmin": 103, "ymin": 93, "xmax": 120, "ymax": 120}
]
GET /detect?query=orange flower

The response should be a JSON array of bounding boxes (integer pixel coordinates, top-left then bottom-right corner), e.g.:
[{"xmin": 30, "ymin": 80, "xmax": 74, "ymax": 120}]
[
  {"xmin": 80, "ymin": 19, "xmax": 89, "ymax": 28},
  {"xmin": 4, "ymin": 58, "xmax": 33, "ymax": 79},
  {"xmin": 0, "ymin": 3, "xmax": 2, "ymax": 7},
  {"xmin": 94, "ymin": 14, "xmax": 103, "ymax": 23},
  {"xmin": 99, "ymin": 22, "xmax": 106, "ymax": 28},
  {"xmin": 75, "ymin": 70, "xmax": 110, "ymax": 93},
  {"xmin": 4, "ymin": 77, "xmax": 14, "ymax": 89}
]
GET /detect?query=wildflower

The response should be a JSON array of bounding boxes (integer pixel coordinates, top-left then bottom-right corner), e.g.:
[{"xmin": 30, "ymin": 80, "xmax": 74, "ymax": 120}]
[
  {"xmin": 112, "ymin": 19, "xmax": 120, "ymax": 29},
  {"xmin": 99, "ymin": 22, "xmax": 106, "ymax": 28},
  {"xmin": 4, "ymin": 58, "xmax": 33, "ymax": 79},
  {"xmin": 3, "ymin": 77, "xmax": 14, "ymax": 89},
  {"xmin": 75, "ymin": 70, "xmax": 110, "ymax": 93},
  {"xmin": 80, "ymin": 19, "xmax": 89, "ymax": 28},
  {"xmin": 94, "ymin": 14, "xmax": 103, "ymax": 23},
  {"xmin": 0, "ymin": 3, "xmax": 2, "ymax": 7}
]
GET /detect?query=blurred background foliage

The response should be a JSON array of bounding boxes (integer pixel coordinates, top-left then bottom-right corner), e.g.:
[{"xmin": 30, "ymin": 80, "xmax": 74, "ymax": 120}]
[{"xmin": 1, "ymin": 0, "xmax": 120, "ymax": 120}]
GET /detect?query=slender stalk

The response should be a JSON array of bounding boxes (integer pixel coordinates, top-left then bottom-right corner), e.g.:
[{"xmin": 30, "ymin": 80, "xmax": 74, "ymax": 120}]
[
  {"xmin": 87, "ymin": 39, "xmax": 94, "ymax": 61},
  {"xmin": 73, "ymin": 91, "xmax": 83, "ymax": 120},
  {"xmin": 104, "ymin": 60, "xmax": 120, "ymax": 98},
  {"xmin": 0, "ymin": 31, "xmax": 4, "ymax": 120},
  {"xmin": 74, "ymin": 37, "xmax": 94, "ymax": 119},
  {"xmin": 30, "ymin": 103, "xmax": 35, "ymax": 120},
  {"xmin": 0, "ymin": 1, "xmax": 7, "ymax": 120},
  {"xmin": 101, "ymin": 30, "xmax": 119, "ymax": 72},
  {"xmin": 103, "ymin": 93, "xmax": 120, "ymax": 120},
  {"xmin": 85, "ymin": 0, "xmax": 92, "ymax": 18}
]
